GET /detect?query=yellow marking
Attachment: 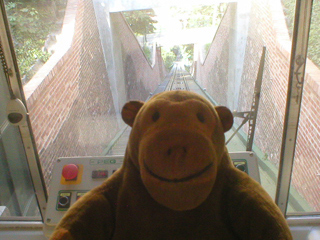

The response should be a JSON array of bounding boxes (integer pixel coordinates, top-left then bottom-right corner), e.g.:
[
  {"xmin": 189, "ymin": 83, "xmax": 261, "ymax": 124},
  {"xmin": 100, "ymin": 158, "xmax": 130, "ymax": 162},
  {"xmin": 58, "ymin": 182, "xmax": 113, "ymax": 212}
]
[{"xmin": 60, "ymin": 164, "xmax": 84, "ymax": 185}]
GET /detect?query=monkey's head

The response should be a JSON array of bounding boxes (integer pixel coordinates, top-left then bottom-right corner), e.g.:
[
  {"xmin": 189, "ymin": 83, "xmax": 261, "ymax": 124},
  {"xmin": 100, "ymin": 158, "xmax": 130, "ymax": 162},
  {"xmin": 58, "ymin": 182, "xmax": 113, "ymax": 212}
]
[{"xmin": 122, "ymin": 91, "xmax": 233, "ymax": 211}]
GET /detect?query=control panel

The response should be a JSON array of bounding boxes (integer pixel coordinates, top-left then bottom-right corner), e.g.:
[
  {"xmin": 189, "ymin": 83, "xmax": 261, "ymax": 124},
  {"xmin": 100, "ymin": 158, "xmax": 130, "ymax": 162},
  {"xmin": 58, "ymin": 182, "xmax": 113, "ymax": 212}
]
[
  {"xmin": 44, "ymin": 152, "xmax": 260, "ymax": 238},
  {"xmin": 229, "ymin": 152, "xmax": 261, "ymax": 183},
  {"xmin": 43, "ymin": 156, "xmax": 123, "ymax": 238}
]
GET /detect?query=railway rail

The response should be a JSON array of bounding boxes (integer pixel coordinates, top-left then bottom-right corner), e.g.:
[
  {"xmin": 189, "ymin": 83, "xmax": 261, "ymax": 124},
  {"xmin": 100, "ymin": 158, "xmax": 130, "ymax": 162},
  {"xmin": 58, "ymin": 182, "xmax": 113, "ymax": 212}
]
[{"xmin": 166, "ymin": 64, "xmax": 190, "ymax": 91}]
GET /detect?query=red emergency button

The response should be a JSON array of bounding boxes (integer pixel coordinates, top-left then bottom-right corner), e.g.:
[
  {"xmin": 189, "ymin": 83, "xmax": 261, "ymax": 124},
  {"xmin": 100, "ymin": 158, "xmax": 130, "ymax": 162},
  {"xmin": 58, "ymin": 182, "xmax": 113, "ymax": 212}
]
[{"xmin": 62, "ymin": 164, "xmax": 79, "ymax": 180}]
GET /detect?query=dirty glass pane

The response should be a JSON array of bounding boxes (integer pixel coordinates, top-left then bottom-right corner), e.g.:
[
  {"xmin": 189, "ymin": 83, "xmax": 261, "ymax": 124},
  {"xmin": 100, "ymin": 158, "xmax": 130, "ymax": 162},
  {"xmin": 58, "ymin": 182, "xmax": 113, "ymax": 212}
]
[{"xmin": 287, "ymin": 0, "xmax": 320, "ymax": 214}]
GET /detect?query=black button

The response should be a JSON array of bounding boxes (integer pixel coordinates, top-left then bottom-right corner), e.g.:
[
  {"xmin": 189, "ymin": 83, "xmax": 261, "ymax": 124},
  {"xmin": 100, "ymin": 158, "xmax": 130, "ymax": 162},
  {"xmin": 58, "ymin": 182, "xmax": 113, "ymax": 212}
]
[
  {"xmin": 57, "ymin": 192, "xmax": 72, "ymax": 210},
  {"xmin": 8, "ymin": 113, "xmax": 23, "ymax": 124}
]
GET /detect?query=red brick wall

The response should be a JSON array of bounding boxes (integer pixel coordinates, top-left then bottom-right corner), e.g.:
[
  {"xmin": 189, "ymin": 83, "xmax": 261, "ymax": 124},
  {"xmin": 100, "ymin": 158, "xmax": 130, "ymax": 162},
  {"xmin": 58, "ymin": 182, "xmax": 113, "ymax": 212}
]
[
  {"xmin": 23, "ymin": 1, "xmax": 166, "ymax": 187},
  {"xmin": 240, "ymin": 0, "xmax": 320, "ymax": 211},
  {"xmin": 195, "ymin": 0, "xmax": 320, "ymax": 211},
  {"xmin": 111, "ymin": 13, "xmax": 166, "ymax": 101},
  {"xmin": 25, "ymin": 0, "xmax": 119, "ymax": 186},
  {"xmin": 293, "ymin": 61, "xmax": 320, "ymax": 210}
]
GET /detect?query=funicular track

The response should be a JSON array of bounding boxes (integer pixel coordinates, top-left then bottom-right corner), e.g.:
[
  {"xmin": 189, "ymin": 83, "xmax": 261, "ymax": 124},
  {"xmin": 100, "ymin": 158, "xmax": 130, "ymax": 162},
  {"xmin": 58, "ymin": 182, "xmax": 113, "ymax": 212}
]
[
  {"xmin": 166, "ymin": 64, "xmax": 190, "ymax": 91},
  {"xmin": 105, "ymin": 63, "xmax": 211, "ymax": 156}
]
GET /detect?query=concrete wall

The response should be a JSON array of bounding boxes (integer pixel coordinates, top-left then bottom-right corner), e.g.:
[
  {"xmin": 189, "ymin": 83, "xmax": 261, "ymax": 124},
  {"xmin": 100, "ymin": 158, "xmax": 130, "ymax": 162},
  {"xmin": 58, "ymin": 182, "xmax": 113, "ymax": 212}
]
[
  {"xmin": 111, "ymin": 12, "xmax": 166, "ymax": 101},
  {"xmin": 194, "ymin": 0, "xmax": 320, "ymax": 211},
  {"xmin": 195, "ymin": 3, "xmax": 236, "ymax": 107}
]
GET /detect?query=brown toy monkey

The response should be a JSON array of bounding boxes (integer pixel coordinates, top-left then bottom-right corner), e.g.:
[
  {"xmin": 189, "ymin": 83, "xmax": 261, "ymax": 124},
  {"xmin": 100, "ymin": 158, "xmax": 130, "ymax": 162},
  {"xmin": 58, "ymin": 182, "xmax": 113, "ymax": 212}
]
[{"xmin": 50, "ymin": 91, "xmax": 292, "ymax": 239}]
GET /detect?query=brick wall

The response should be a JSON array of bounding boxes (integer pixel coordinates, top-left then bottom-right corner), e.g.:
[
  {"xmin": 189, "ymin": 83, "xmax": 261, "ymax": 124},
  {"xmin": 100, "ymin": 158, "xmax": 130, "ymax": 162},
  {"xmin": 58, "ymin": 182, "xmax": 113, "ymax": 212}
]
[
  {"xmin": 239, "ymin": 0, "xmax": 320, "ymax": 211},
  {"xmin": 111, "ymin": 13, "xmax": 166, "ymax": 101},
  {"xmin": 293, "ymin": 61, "xmax": 320, "ymax": 210},
  {"xmin": 195, "ymin": 0, "xmax": 320, "ymax": 211},
  {"xmin": 23, "ymin": 0, "xmax": 166, "ymax": 187},
  {"xmin": 24, "ymin": 0, "xmax": 114, "ymax": 187}
]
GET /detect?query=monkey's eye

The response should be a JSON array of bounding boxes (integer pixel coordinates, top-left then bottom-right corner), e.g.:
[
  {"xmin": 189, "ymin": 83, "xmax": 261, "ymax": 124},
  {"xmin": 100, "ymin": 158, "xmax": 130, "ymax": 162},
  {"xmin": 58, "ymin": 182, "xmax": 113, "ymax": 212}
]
[
  {"xmin": 152, "ymin": 111, "xmax": 160, "ymax": 122},
  {"xmin": 197, "ymin": 113, "xmax": 205, "ymax": 123}
]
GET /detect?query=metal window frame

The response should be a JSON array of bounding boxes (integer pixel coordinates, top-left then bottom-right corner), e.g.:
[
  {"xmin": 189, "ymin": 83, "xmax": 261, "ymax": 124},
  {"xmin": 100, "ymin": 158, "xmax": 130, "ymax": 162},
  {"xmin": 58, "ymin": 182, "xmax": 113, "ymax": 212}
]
[
  {"xmin": 0, "ymin": 0, "xmax": 47, "ymax": 221},
  {"xmin": 275, "ymin": 0, "xmax": 318, "ymax": 218}
]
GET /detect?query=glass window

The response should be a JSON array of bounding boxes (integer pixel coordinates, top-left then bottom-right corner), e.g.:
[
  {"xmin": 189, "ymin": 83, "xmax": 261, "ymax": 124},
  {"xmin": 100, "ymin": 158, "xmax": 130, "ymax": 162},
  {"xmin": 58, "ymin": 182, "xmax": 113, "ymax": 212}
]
[
  {"xmin": 223, "ymin": 0, "xmax": 295, "ymax": 200},
  {"xmin": 3, "ymin": 0, "xmax": 123, "ymax": 190},
  {"xmin": 1, "ymin": 0, "xmax": 318, "ymax": 221},
  {"xmin": 287, "ymin": 0, "xmax": 320, "ymax": 214},
  {"xmin": 3, "ymin": 0, "xmax": 67, "ymax": 85},
  {"xmin": 120, "ymin": 0, "xmax": 294, "ymax": 202},
  {"xmin": 0, "ymin": 64, "xmax": 41, "ymax": 220}
]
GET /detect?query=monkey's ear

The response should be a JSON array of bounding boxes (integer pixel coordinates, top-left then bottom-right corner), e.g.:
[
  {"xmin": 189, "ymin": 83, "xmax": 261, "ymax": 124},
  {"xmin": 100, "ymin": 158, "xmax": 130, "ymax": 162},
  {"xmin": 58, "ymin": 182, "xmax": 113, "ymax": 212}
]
[
  {"xmin": 121, "ymin": 101, "xmax": 144, "ymax": 127},
  {"xmin": 215, "ymin": 106, "xmax": 233, "ymax": 132}
]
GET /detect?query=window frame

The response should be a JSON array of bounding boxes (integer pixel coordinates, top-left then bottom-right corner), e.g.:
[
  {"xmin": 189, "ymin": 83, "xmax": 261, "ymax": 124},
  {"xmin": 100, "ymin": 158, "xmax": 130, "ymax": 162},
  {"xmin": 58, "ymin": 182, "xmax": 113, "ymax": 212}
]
[
  {"xmin": 0, "ymin": 0, "xmax": 47, "ymax": 222},
  {"xmin": 274, "ymin": 0, "xmax": 320, "ymax": 220}
]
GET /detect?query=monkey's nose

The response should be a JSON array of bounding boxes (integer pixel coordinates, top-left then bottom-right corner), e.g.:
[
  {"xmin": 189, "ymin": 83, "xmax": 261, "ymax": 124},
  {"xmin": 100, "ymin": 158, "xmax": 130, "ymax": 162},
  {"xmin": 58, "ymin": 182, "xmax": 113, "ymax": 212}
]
[{"xmin": 167, "ymin": 146, "xmax": 187, "ymax": 158}]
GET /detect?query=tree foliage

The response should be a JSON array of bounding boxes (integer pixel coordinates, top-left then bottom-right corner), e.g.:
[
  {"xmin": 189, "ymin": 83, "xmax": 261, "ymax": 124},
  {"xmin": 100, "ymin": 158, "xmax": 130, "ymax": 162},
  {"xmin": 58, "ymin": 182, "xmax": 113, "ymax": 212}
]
[
  {"xmin": 182, "ymin": 44, "xmax": 194, "ymax": 62},
  {"xmin": 123, "ymin": 9, "xmax": 158, "ymax": 36},
  {"xmin": 161, "ymin": 48, "xmax": 176, "ymax": 70},
  {"xmin": 282, "ymin": 0, "xmax": 320, "ymax": 67},
  {"xmin": 4, "ymin": 0, "xmax": 66, "ymax": 82},
  {"xmin": 308, "ymin": 0, "xmax": 320, "ymax": 67},
  {"xmin": 123, "ymin": 9, "xmax": 158, "ymax": 64},
  {"xmin": 170, "ymin": 4, "xmax": 227, "ymax": 29}
]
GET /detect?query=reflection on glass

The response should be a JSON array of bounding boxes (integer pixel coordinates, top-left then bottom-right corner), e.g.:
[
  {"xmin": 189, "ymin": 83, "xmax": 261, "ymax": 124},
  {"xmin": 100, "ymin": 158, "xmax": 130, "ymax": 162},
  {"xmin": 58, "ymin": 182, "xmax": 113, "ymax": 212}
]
[{"xmin": 288, "ymin": 0, "xmax": 320, "ymax": 213}]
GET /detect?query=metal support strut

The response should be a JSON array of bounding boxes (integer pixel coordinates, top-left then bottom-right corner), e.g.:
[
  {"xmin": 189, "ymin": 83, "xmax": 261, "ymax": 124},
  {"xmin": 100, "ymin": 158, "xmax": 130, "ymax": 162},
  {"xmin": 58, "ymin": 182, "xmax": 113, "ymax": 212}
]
[{"xmin": 226, "ymin": 46, "xmax": 266, "ymax": 150}]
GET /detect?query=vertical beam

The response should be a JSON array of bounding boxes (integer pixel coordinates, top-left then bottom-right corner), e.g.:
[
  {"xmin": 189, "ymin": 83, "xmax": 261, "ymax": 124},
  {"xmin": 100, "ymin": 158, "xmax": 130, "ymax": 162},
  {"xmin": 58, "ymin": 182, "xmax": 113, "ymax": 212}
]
[{"xmin": 275, "ymin": 0, "xmax": 313, "ymax": 215}]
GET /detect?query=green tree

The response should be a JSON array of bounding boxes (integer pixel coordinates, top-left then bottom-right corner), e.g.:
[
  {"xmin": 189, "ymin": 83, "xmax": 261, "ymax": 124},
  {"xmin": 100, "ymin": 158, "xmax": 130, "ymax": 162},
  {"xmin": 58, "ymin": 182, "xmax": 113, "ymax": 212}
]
[
  {"xmin": 123, "ymin": 9, "xmax": 158, "ymax": 63},
  {"xmin": 171, "ymin": 4, "xmax": 227, "ymax": 29},
  {"xmin": 4, "ymin": 0, "xmax": 66, "ymax": 83},
  {"xmin": 282, "ymin": 0, "xmax": 320, "ymax": 67},
  {"xmin": 308, "ymin": 0, "xmax": 320, "ymax": 67},
  {"xmin": 182, "ymin": 44, "xmax": 194, "ymax": 62},
  {"xmin": 123, "ymin": 9, "xmax": 158, "ymax": 40},
  {"xmin": 171, "ymin": 45, "xmax": 183, "ymax": 61},
  {"xmin": 161, "ymin": 48, "xmax": 176, "ymax": 70}
]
